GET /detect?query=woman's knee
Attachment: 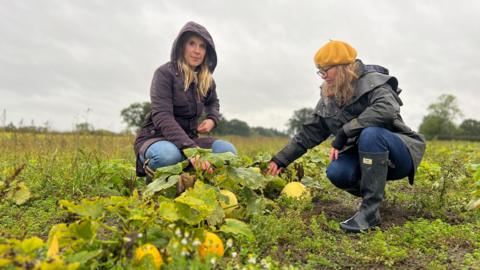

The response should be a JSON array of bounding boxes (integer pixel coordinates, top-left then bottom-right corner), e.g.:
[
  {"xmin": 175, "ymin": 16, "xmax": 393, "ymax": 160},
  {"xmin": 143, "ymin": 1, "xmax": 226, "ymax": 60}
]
[
  {"xmin": 326, "ymin": 162, "xmax": 358, "ymax": 189},
  {"xmin": 145, "ymin": 141, "xmax": 184, "ymax": 169},
  {"xmin": 212, "ymin": 140, "xmax": 237, "ymax": 155},
  {"xmin": 358, "ymin": 127, "xmax": 389, "ymax": 152}
]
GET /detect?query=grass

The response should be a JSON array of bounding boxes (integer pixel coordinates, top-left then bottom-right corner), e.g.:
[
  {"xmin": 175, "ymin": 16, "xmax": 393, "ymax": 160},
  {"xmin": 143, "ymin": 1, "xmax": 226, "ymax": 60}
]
[{"xmin": 1, "ymin": 131, "xmax": 480, "ymax": 269}]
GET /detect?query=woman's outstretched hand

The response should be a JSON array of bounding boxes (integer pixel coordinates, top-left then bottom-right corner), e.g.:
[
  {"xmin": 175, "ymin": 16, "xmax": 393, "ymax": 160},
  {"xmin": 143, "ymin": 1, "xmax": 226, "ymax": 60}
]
[
  {"xmin": 265, "ymin": 161, "xmax": 283, "ymax": 176},
  {"xmin": 197, "ymin": 119, "xmax": 215, "ymax": 134},
  {"xmin": 189, "ymin": 155, "xmax": 214, "ymax": 174}
]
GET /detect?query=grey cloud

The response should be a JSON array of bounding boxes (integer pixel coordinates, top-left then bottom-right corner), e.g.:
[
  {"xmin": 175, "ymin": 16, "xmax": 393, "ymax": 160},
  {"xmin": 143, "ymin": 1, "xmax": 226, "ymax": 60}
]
[{"xmin": 1, "ymin": 0, "xmax": 479, "ymax": 132}]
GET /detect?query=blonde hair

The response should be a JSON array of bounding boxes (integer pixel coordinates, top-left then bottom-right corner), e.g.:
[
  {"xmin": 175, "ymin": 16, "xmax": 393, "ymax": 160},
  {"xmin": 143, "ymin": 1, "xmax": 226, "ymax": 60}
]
[
  {"xmin": 176, "ymin": 34, "xmax": 213, "ymax": 98},
  {"xmin": 321, "ymin": 62, "xmax": 358, "ymax": 106}
]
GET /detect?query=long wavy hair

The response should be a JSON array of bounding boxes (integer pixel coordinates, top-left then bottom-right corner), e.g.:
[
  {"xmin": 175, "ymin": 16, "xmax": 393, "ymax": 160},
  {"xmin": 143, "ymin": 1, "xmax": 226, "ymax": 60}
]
[
  {"xmin": 176, "ymin": 33, "xmax": 213, "ymax": 98},
  {"xmin": 321, "ymin": 62, "xmax": 359, "ymax": 106}
]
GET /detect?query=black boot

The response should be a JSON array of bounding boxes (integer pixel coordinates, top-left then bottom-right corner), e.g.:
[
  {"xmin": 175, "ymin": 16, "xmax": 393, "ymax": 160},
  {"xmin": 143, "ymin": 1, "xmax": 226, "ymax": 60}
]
[
  {"xmin": 344, "ymin": 183, "xmax": 361, "ymax": 197},
  {"xmin": 340, "ymin": 151, "xmax": 389, "ymax": 233}
]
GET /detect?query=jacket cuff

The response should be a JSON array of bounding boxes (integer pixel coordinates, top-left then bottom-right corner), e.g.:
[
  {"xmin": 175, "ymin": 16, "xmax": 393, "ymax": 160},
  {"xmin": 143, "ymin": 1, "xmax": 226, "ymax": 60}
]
[
  {"xmin": 272, "ymin": 141, "xmax": 307, "ymax": 168},
  {"xmin": 271, "ymin": 157, "xmax": 286, "ymax": 168},
  {"xmin": 206, "ymin": 116, "xmax": 218, "ymax": 127}
]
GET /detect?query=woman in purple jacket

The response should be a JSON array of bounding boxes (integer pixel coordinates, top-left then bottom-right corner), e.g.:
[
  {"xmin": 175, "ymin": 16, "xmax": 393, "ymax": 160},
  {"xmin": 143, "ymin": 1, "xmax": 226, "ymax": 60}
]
[{"xmin": 134, "ymin": 21, "xmax": 236, "ymax": 183}]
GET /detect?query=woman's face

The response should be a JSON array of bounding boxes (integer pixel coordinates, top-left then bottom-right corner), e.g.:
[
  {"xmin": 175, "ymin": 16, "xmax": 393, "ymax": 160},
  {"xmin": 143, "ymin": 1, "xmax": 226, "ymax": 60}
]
[
  {"xmin": 183, "ymin": 35, "xmax": 207, "ymax": 68},
  {"xmin": 321, "ymin": 66, "xmax": 338, "ymax": 85}
]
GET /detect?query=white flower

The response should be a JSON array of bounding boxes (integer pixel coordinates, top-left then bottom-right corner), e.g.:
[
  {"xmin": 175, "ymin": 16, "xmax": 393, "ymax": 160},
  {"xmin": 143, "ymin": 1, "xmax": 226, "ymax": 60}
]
[
  {"xmin": 184, "ymin": 231, "xmax": 190, "ymax": 237},
  {"xmin": 210, "ymin": 257, "xmax": 217, "ymax": 265},
  {"xmin": 175, "ymin": 228, "xmax": 182, "ymax": 237},
  {"xmin": 137, "ymin": 233, "xmax": 143, "ymax": 238},
  {"xmin": 123, "ymin": 237, "xmax": 131, "ymax": 242},
  {"xmin": 231, "ymin": 251, "xmax": 237, "ymax": 258},
  {"xmin": 181, "ymin": 238, "xmax": 188, "ymax": 245},
  {"xmin": 226, "ymin": 238, "xmax": 233, "ymax": 248},
  {"xmin": 181, "ymin": 248, "xmax": 189, "ymax": 256},
  {"xmin": 261, "ymin": 259, "xmax": 271, "ymax": 269},
  {"xmin": 247, "ymin": 255, "xmax": 256, "ymax": 264},
  {"xmin": 192, "ymin": 238, "xmax": 201, "ymax": 246}
]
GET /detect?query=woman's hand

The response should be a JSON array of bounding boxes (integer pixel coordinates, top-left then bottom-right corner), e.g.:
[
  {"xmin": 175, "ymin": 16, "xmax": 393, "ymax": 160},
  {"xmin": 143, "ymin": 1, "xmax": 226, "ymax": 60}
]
[
  {"xmin": 189, "ymin": 155, "xmax": 214, "ymax": 174},
  {"xmin": 265, "ymin": 161, "xmax": 283, "ymax": 176},
  {"xmin": 329, "ymin": 147, "xmax": 339, "ymax": 161},
  {"xmin": 197, "ymin": 119, "xmax": 215, "ymax": 134}
]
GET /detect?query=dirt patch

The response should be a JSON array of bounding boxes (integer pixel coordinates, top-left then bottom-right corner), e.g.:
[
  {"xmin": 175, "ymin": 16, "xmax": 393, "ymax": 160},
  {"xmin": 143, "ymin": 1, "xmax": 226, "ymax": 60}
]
[
  {"xmin": 309, "ymin": 197, "xmax": 356, "ymax": 221},
  {"xmin": 304, "ymin": 195, "xmax": 448, "ymax": 230}
]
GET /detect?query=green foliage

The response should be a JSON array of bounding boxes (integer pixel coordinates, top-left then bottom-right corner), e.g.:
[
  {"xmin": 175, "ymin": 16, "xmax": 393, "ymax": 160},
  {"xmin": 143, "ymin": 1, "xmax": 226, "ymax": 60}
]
[
  {"xmin": 0, "ymin": 164, "xmax": 31, "ymax": 205},
  {"xmin": 459, "ymin": 118, "xmax": 480, "ymax": 139},
  {"xmin": 2, "ymin": 132, "xmax": 480, "ymax": 269},
  {"xmin": 286, "ymin": 107, "xmax": 314, "ymax": 135},
  {"xmin": 120, "ymin": 101, "xmax": 151, "ymax": 130},
  {"xmin": 417, "ymin": 96, "xmax": 480, "ymax": 142},
  {"xmin": 419, "ymin": 114, "xmax": 458, "ymax": 139}
]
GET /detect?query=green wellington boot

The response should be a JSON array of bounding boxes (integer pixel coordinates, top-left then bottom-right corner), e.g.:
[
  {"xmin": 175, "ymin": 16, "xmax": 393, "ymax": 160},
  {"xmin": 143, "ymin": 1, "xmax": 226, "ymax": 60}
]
[{"xmin": 340, "ymin": 151, "xmax": 389, "ymax": 233}]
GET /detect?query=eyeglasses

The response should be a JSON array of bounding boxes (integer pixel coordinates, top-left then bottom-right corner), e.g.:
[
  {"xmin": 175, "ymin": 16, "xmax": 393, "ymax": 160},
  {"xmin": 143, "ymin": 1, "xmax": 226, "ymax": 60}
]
[{"xmin": 316, "ymin": 66, "xmax": 334, "ymax": 77}]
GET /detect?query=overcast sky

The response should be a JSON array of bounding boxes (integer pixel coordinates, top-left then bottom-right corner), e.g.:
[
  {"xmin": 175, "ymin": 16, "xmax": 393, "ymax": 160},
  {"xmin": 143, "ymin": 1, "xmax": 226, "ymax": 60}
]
[{"xmin": 1, "ymin": 0, "xmax": 478, "ymax": 133}]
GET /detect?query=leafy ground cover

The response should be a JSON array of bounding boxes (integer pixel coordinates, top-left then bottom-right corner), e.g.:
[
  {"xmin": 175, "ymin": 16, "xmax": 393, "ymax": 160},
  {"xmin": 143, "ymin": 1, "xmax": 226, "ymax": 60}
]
[{"xmin": 1, "ymin": 132, "xmax": 479, "ymax": 269}]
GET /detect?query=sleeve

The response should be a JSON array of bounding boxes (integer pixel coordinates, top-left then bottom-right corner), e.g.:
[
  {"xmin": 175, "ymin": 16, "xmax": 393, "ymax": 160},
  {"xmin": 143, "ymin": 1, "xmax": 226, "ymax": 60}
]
[
  {"xmin": 204, "ymin": 80, "xmax": 220, "ymax": 126},
  {"xmin": 273, "ymin": 113, "xmax": 331, "ymax": 167},
  {"xmin": 342, "ymin": 85, "xmax": 400, "ymax": 138},
  {"xmin": 150, "ymin": 67, "xmax": 197, "ymax": 149}
]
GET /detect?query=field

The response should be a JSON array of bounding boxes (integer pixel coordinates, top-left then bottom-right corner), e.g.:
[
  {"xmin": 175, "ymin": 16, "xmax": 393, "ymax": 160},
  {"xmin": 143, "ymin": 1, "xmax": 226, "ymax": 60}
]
[{"xmin": 1, "ymin": 132, "xmax": 480, "ymax": 269}]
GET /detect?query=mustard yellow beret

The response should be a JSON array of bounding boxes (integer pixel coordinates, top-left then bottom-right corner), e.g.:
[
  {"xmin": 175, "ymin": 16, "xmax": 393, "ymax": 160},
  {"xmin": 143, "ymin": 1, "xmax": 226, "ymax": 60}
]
[{"xmin": 313, "ymin": 40, "xmax": 357, "ymax": 68}]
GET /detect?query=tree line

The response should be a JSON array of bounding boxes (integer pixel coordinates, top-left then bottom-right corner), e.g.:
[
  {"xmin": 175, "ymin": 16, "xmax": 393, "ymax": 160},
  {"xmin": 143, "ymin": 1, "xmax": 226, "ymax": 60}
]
[
  {"xmin": 418, "ymin": 94, "xmax": 480, "ymax": 140},
  {"xmin": 120, "ymin": 102, "xmax": 288, "ymax": 137},
  {"xmin": 2, "ymin": 94, "xmax": 478, "ymax": 140}
]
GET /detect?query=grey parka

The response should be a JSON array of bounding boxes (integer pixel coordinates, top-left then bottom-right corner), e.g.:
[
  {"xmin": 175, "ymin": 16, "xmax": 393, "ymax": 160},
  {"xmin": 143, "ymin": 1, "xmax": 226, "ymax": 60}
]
[{"xmin": 273, "ymin": 60, "xmax": 426, "ymax": 184}]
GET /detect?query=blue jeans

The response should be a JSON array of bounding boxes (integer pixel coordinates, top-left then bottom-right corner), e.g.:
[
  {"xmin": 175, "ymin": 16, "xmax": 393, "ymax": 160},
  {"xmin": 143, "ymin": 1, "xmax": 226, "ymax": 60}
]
[
  {"xmin": 326, "ymin": 127, "xmax": 413, "ymax": 190},
  {"xmin": 140, "ymin": 140, "xmax": 237, "ymax": 170}
]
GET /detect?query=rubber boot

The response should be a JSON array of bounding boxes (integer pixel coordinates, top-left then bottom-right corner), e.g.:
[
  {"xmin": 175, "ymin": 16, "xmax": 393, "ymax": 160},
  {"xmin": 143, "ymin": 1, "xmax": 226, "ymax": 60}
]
[
  {"xmin": 340, "ymin": 151, "xmax": 389, "ymax": 233},
  {"xmin": 344, "ymin": 183, "xmax": 361, "ymax": 197}
]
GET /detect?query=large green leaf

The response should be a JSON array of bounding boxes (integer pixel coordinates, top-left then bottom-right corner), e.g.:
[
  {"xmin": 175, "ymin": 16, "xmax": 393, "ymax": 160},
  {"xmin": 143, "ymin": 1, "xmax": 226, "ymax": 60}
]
[
  {"xmin": 206, "ymin": 204, "xmax": 225, "ymax": 227},
  {"xmin": 226, "ymin": 167, "xmax": 268, "ymax": 190},
  {"xmin": 175, "ymin": 203, "xmax": 203, "ymax": 225},
  {"xmin": 174, "ymin": 181, "xmax": 217, "ymax": 214},
  {"xmin": 158, "ymin": 201, "xmax": 179, "ymax": 222},
  {"xmin": 60, "ymin": 199, "xmax": 105, "ymax": 220},
  {"xmin": 11, "ymin": 182, "xmax": 31, "ymax": 205},
  {"xmin": 219, "ymin": 218, "xmax": 255, "ymax": 242},
  {"xmin": 153, "ymin": 162, "xmax": 187, "ymax": 176},
  {"xmin": 15, "ymin": 237, "xmax": 44, "ymax": 254},
  {"xmin": 65, "ymin": 249, "xmax": 102, "ymax": 264},
  {"xmin": 174, "ymin": 181, "xmax": 220, "ymax": 225},
  {"xmin": 202, "ymin": 152, "xmax": 237, "ymax": 168},
  {"xmin": 69, "ymin": 220, "xmax": 98, "ymax": 242},
  {"xmin": 143, "ymin": 175, "xmax": 179, "ymax": 197}
]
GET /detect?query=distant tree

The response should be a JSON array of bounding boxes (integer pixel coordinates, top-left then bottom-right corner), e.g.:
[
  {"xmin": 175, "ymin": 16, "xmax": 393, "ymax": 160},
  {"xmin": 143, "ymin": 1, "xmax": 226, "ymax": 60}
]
[
  {"xmin": 121, "ymin": 102, "xmax": 151, "ymax": 130},
  {"xmin": 251, "ymin": 127, "xmax": 288, "ymax": 137},
  {"xmin": 75, "ymin": 122, "xmax": 93, "ymax": 133},
  {"xmin": 425, "ymin": 94, "xmax": 463, "ymax": 121},
  {"xmin": 225, "ymin": 119, "xmax": 251, "ymax": 136},
  {"xmin": 419, "ymin": 94, "xmax": 462, "ymax": 139},
  {"xmin": 459, "ymin": 119, "xmax": 480, "ymax": 137},
  {"xmin": 287, "ymin": 107, "xmax": 314, "ymax": 135},
  {"xmin": 418, "ymin": 115, "xmax": 457, "ymax": 139},
  {"xmin": 211, "ymin": 115, "xmax": 252, "ymax": 136}
]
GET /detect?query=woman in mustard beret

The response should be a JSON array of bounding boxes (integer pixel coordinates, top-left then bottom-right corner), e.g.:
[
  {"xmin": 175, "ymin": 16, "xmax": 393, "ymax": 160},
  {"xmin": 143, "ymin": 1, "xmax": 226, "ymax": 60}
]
[{"xmin": 266, "ymin": 40, "xmax": 426, "ymax": 233}]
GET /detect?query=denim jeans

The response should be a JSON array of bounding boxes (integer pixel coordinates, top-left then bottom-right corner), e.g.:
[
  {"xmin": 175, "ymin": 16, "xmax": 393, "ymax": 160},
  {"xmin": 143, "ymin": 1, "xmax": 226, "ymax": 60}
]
[
  {"xmin": 326, "ymin": 127, "xmax": 413, "ymax": 189},
  {"xmin": 140, "ymin": 140, "xmax": 237, "ymax": 170}
]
